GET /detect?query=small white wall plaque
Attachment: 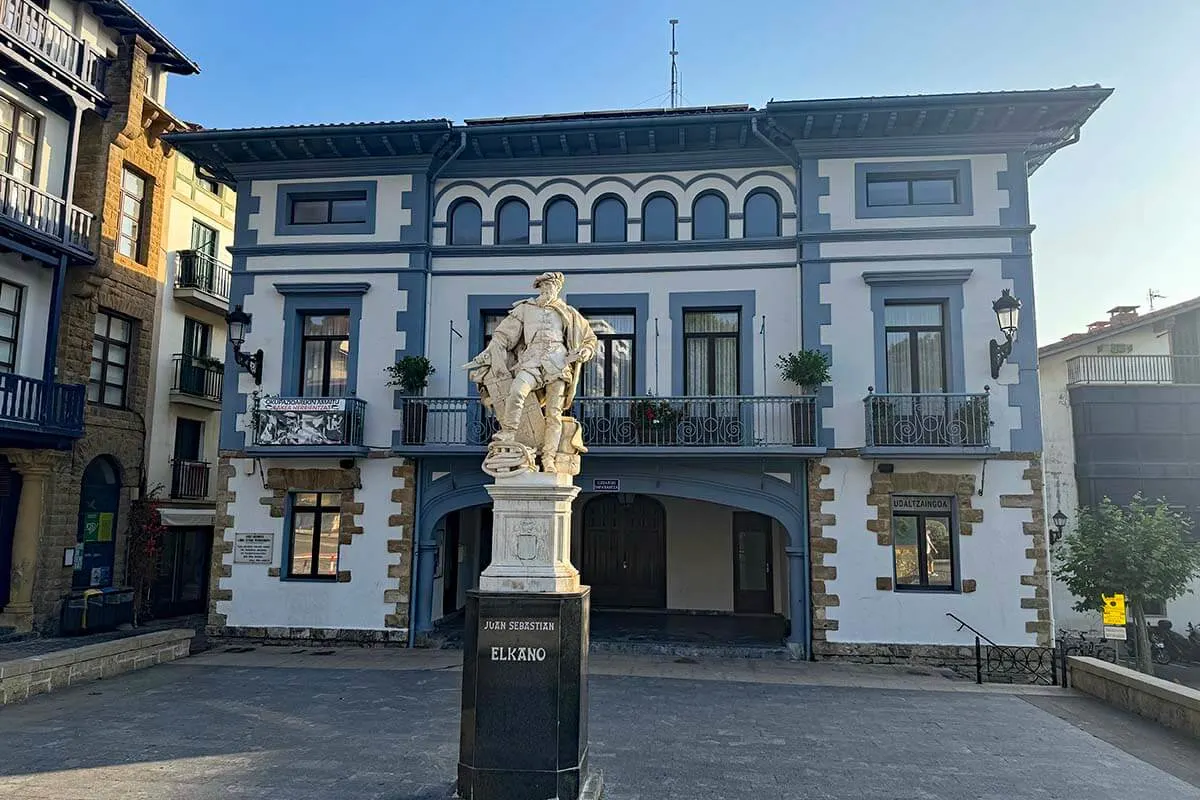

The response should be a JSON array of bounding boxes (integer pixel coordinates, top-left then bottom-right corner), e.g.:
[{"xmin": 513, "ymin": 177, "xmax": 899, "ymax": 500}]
[{"xmin": 234, "ymin": 532, "xmax": 274, "ymax": 565}]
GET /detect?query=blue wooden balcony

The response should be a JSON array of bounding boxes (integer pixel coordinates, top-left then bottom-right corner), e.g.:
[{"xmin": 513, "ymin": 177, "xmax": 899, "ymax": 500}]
[{"xmin": 0, "ymin": 372, "xmax": 85, "ymax": 448}]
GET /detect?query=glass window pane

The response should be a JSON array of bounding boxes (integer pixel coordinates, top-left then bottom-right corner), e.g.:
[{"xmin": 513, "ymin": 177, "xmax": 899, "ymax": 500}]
[
  {"xmin": 893, "ymin": 515, "xmax": 920, "ymax": 585},
  {"xmin": 885, "ymin": 303, "xmax": 942, "ymax": 328},
  {"xmin": 713, "ymin": 338, "xmax": 738, "ymax": 395},
  {"xmin": 12, "ymin": 138, "xmax": 34, "ymax": 168},
  {"xmin": 103, "ymin": 385, "xmax": 122, "ymax": 406},
  {"xmin": 743, "ymin": 191, "xmax": 779, "ymax": 238},
  {"xmin": 89, "ymin": 358, "xmax": 103, "ymax": 382},
  {"xmin": 328, "ymin": 344, "xmax": 349, "ymax": 397},
  {"xmin": 692, "ymin": 194, "xmax": 727, "ymax": 240},
  {"xmin": 912, "ymin": 178, "xmax": 956, "ymax": 205},
  {"xmin": 330, "ymin": 197, "xmax": 368, "ymax": 224},
  {"xmin": 866, "ymin": 179, "xmax": 909, "ymax": 207},
  {"xmin": 885, "ymin": 332, "xmax": 913, "ymax": 393},
  {"xmin": 684, "ymin": 311, "xmax": 738, "ymax": 334},
  {"xmin": 122, "ymin": 169, "xmax": 145, "ymax": 196},
  {"xmin": 291, "ymin": 512, "xmax": 315, "ymax": 575},
  {"xmin": 925, "ymin": 517, "xmax": 953, "ymax": 586},
  {"xmin": 295, "ymin": 493, "xmax": 319, "ymax": 506},
  {"xmin": 0, "ymin": 341, "xmax": 14, "ymax": 367},
  {"xmin": 585, "ymin": 313, "xmax": 634, "ymax": 336},
  {"xmin": 303, "ymin": 314, "xmax": 349, "ymax": 336},
  {"xmin": 592, "ymin": 197, "xmax": 626, "ymax": 243},
  {"xmin": 94, "ymin": 313, "xmax": 108, "ymax": 336},
  {"xmin": 610, "ymin": 339, "xmax": 633, "ymax": 396},
  {"xmin": 108, "ymin": 343, "xmax": 127, "ymax": 366},
  {"xmin": 496, "ymin": 199, "xmax": 529, "ymax": 244},
  {"xmin": 290, "ymin": 199, "xmax": 328, "ymax": 224},
  {"xmin": 580, "ymin": 346, "xmax": 605, "ymax": 397},
  {"xmin": 320, "ymin": 493, "xmax": 342, "ymax": 507},
  {"xmin": 449, "ymin": 200, "xmax": 482, "ymax": 245},
  {"xmin": 1, "ymin": 282, "xmax": 21, "ymax": 312},
  {"xmin": 916, "ymin": 331, "xmax": 945, "ymax": 393},
  {"xmin": 106, "ymin": 365, "xmax": 125, "ymax": 387},
  {"xmin": 0, "ymin": 101, "xmax": 13, "ymax": 131},
  {"xmin": 302, "ymin": 341, "xmax": 326, "ymax": 396},
  {"xmin": 0, "ymin": 314, "xmax": 15, "ymax": 339},
  {"xmin": 317, "ymin": 522, "xmax": 339, "ymax": 577},
  {"xmin": 685, "ymin": 338, "xmax": 707, "ymax": 396},
  {"xmin": 86, "ymin": 383, "xmax": 99, "ymax": 402},
  {"xmin": 544, "ymin": 198, "xmax": 578, "ymax": 244},
  {"xmin": 111, "ymin": 318, "xmax": 131, "ymax": 342},
  {"xmin": 642, "ymin": 196, "xmax": 676, "ymax": 241}
]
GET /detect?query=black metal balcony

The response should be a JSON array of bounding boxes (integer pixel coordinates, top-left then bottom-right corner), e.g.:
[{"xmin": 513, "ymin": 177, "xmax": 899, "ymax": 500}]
[
  {"xmin": 395, "ymin": 395, "xmax": 819, "ymax": 453},
  {"xmin": 0, "ymin": 0, "xmax": 108, "ymax": 94},
  {"xmin": 864, "ymin": 392, "xmax": 991, "ymax": 449},
  {"xmin": 170, "ymin": 459, "xmax": 210, "ymax": 500},
  {"xmin": 0, "ymin": 372, "xmax": 84, "ymax": 446},
  {"xmin": 1066, "ymin": 354, "xmax": 1200, "ymax": 386},
  {"xmin": 252, "ymin": 396, "xmax": 367, "ymax": 449},
  {"xmin": 175, "ymin": 250, "xmax": 231, "ymax": 304},
  {"xmin": 170, "ymin": 354, "xmax": 223, "ymax": 405}
]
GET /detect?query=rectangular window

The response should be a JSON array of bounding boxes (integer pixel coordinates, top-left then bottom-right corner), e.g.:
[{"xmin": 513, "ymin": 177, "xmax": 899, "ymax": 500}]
[
  {"xmin": 190, "ymin": 220, "xmax": 218, "ymax": 258},
  {"xmin": 866, "ymin": 174, "xmax": 958, "ymax": 208},
  {"xmin": 287, "ymin": 492, "xmax": 341, "ymax": 579},
  {"xmin": 88, "ymin": 310, "xmax": 133, "ymax": 407},
  {"xmin": 288, "ymin": 192, "xmax": 369, "ymax": 226},
  {"xmin": 0, "ymin": 97, "xmax": 38, "ymax": 184},
  {"xmin": 580, "ymin": 312, "xmax": 635, "ymax": 397},
  {"xmin": 182, "ymin": 317, "xmax": 211, "ymax": 358},
  {"xmin": 892, "ymin": 496, "xmax": 956, "ymax": 590},
  {"xmin": 197, "ymin": 176, "xmax": 220, "ymax": 196},
  {"xmin": 884, "ymin": 302, "xmax": 946, "ymax": 394},
  {"xmin": 299, "ymin": 312, "xmax": 350, "ymax": 397},
  {"xmin": 173, "ymin": 418, "xmax": 203, "ymax": 461},
  {"xmin": 481, "ymin": 311, "xmax": 508, "ymax": 350},
  {"xmin": 0, "ymin": 280, "xmax": 22, "ymax": 373},
  {"xmin": 683, "ymin": 310, "xmax": 739, "ymax": 396},
  {"xmin": 118, "ymin": 168, "xmax": 147, "ymax": 260}
]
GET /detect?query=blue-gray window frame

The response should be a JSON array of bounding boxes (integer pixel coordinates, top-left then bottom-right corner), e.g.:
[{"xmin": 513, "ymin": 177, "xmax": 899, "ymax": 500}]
[
  {"xmin": 276, "ymin": 283, "xmax": 370, "ymax": 397},
  {"xmin": 641, "ymin": 193, "xmax": 678, "ymax": 242},
  {"xmin": 543, "ymin": 196, "xmax": 579, "ymax": 244},
  {"xmin": 854, "ymin": 160, "xmax": 973, "ymax": 219},
  {"xmin": 691, "ymin": 191, "xmax": 729, "ymax": 240},
  {"xmin": 864, "ymin": 271, "xmax": 971, "ymax": 393},
  {"xmin": 567, "ymin": 292, "xmax": 650, "ymax": 396},
  {"xmin": 448, "ymin": 198, "xmax": 483, "ymax": 245},
  {"xmin": 591, "ymin": 195, "xmax": 628, "ymax": 243},
  {"xmin": 496, "ymin": 198, "xmax": 531, "ymax": 244},
  {"xmin": 281, "ymin": 490, "xmax": 341, "ymax": 582},
  {"xmin": 274, "ymin": 180, "xmax": 378, "ymax": 236},
  {"xmin": 669, "ymin": 290, "xmax": 755, "ymax": 395},
  {"xmin": 743, "ymin": 188, "xmax": 781, "ymax": 238},
  {"xmin": 891, "ymin": 495, "xmax": 961, "ymax": 593}
]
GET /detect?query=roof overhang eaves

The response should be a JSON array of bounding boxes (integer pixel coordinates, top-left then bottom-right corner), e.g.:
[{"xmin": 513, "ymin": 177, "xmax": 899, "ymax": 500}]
[
  {"xmin": 764, "ymin": 86, "xmax": 1113, "ymax": 115},
  {"xmin": 1039, "ymin": 295, "xmax": 1200, "ymax": 358},
  {"xmin": 87, "ymin": 0, "xmax": 199, "ymax": 74}
]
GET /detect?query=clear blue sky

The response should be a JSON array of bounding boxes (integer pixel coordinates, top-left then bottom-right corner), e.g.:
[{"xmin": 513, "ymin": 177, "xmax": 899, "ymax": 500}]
[{"xmin": 137, "ymin": 0, "xmax": 1200, "ymax": 344}]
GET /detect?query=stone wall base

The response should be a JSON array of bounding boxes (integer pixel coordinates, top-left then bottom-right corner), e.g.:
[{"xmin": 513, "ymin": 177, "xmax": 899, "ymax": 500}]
[
  {"xmin": 209, "ymin": 625, "xmax": 410, "ymax": 645},
  {"xmin": 0, "ymin": 629, "xmax": 194, "ymax": 706},
  {"xmin": 814, "ymin": 641, "xmax": 976, "ymax": 667}
]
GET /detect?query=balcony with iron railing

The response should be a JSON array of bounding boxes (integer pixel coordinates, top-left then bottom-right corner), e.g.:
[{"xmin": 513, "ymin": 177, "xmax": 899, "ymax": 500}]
[
  {"xmin": 1066, "ymin": 355, "xmax": 1200, "ymax": 386},
  {"xmin": 0, "ymin": 170, "xmax": 93, "ymax": 253},
  {"xmin": 170, "ymin": 459, "xmax": 211, "ymax": 501},
  {"xmin": 169, "ymin": 354, "xmax": 223, "ymax": 409},
  {"xmin": 0, "ymin": 371, "xmax": 85, "ymax": 447},
  {"xmin": 0, "ymin": 0, "xmax": 108, "ymax": 94},
  {"xmin": 174, "ymin": 250, "xmax": 231, "ymax": 312},
  {"xmin": 250, "ymin": 396, "xmax": 368, "ymax": 455},
  {"xmin": 393, "ymin": 395, "xmax": 821, "ymax": 455},
  {"xmin": 863, "ymin": 390, "xmax": 995, "ymax": 456}
]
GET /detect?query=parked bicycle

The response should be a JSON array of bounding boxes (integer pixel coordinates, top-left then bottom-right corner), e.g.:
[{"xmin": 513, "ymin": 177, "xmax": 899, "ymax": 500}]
[{"xmin": 1055, "ymin": 628, "xmax": 1118, "ymax": 663}]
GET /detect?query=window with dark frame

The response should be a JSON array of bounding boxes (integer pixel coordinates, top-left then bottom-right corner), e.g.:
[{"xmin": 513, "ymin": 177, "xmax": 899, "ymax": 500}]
[
  {"xmin": 190, "ymin": 219, "xmax": 218, "ymax": 257},
  {"xmin": 118, "ymin": 168, "xmax": 147, "ymax": 260},
  {"xmin": 496, "ymin": 198, "xmax": 530, "ymax": 244},
  {"xmin": 892, "ymin": 496, "xmax": 955, "ymax": 590},
  {"xmin": 299, "ymin": 313, "xmax": 350, "ymax": 397},
  {"xmin": 288, "ymin": 192, "xmax": 369, "ymax": 226},
  {"xmin": 866, "ymin": 173, "xmax": 958, "ymax": 208},
  {"xmin": 579, "ymin": 312, "xmax": 635, "ymax": 398},
  {"xmin": 543, "ymin": 197, "xmax": 578, "ymax": 244},
  {"xmin": 482, "ymin": 311, "xmax": 508, "ymax": 349},
  {"xmin": 642, "ymin": 195, "xmax": 677, "ymax": 242},
  {"xmin": 691, "ymin": 193, "xmax": 729, "ymax": 240},
  {"xmin": 743, "ymin": 190, "xmax": 780, "ymax": 238},
  {"xmin": 287, "ymin": 492, "xmax": 341, "ymax": 579},
  {"xmin": 683, "ymin": 310, "xmax": 739, "ymax": 396},
  {"xmin": 884, "ymin": 302, "xmax": 947, "ymax": 394},
  {"xmin": 197, "ymin": 176, "xmax": 220, "ymax": 195},
  {"xmin": 89, "ymin": 310, "xmax": 133, "ymax": 407},
  {"xmin": 0, "ymin": 280, "xmax": 22, "ymax": 373},
  {"xmin": 182, "ymin": 317, "xmax": 211, "ymax": 358},
  {"xmin": 449, "ymin": 199, "xmax": 483, "ymax": 245},
  {"xmin": 0, "ymin": 97, "xmax": 38, "ymax": 184},
  {"xmin": 592, "ymin": 197, "xmax": 627, "ymax": 243}
]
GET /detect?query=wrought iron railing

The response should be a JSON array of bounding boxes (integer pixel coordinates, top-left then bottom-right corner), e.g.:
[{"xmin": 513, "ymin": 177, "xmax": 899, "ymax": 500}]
[
  {"xmin": 171, "ymin": 355, "xmax": 223, "ymax": 403},
  {"xmin": 864, "ymin": 391, "xmax": 991, "ymax": 448},
  {"xmin": 0, "ymin": 372, "xmax": 84, "ymax": 436},
  {"xmin": 0, "ymin": 170, "xmax": 93, "ymax": 251},
  {"xmin": 1066, "ymin": 354, "xmax": 1200, "ymax": 386},
  {"xmin": 397, "ymin": 395, "xmax": 818, "ymax": 448},
  {"xmin": 0, "ymin": 0, "xmax": 108, "ymax": 91},
  {"xmin": 947, "ymin": 613, "xmax": 1060, "ymax": 686},
  {"xmin": 175, "ymin": 250, "xmax": 232, "ymax": 302},
  {"xmin": 170, "ymin": 459, "xmax": 210, "ymax": 500},
  {"xmin": 253, "ymin": 396, "xmax": 366, "ymax": 447}
]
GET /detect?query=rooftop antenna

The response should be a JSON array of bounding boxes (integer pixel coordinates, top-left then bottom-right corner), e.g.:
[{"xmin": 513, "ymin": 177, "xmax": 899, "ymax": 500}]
[
  {"xmin": 669, "ymin": 19, "xmax": 679, "ymax": 109},
  {"xmin": 1148, "ymin": 288, "xmax": 1165, "ymax": 311}
]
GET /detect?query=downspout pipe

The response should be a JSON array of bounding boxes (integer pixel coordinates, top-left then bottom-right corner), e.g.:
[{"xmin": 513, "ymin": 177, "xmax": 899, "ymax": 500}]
[{"xmin": 408, "ymin": 131, "xmax": 466, "ymax": 648}]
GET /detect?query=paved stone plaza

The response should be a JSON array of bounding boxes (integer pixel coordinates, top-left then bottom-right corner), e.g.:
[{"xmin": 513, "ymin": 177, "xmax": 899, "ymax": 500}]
[{"xmin": 0, "ymin": 649, "xmax": 1198, "ymax": 799}]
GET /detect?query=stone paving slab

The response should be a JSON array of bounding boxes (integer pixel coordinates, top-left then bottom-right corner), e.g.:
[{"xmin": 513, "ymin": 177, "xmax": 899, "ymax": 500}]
[{"xmin": 0, "ymin": 659, "xmax": 1197, "ymax": 799}]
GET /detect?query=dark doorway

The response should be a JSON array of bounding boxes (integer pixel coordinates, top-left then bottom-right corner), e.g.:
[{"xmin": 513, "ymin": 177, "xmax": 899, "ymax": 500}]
[
  {"xmin": 73, "ymin": 457, "xmax": 121, "ymax": 589},
  {"xmin": 442, "ymin": 513, "xmax": 460, "ymax": 616},
  {"xmin": 0, "ymin": 459, "xmax": 22, "ymax": 608},
  {"xmin": 733, "ymin": 511, "xmax": 774, "ymax": 613},
  {"xmin": 582, "ymin": 494, "xmax": 666, "ymax": 608},
  {"xmin": 479, "ymin": 507, "xmax": 493, "ymax": 572},
  {"xmin": 151, "ymin": 526, "xmax": 211, "ymax": 617}
]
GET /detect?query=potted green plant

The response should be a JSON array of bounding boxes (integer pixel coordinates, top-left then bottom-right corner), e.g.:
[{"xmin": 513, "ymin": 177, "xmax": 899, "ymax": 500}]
[
  {"xmin": 777, "ymin": 350, "xmax": 830, "ymax": 446},
  {"xmin": 629, "ymin": 396, "xmax": 682, "ymax": 445},
  {"xmin": 386, "ymin": 356, "xmax": 436, "ymax": 445}
]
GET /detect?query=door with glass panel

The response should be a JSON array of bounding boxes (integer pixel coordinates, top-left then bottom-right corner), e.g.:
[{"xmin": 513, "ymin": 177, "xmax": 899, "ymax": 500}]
[
  {"xmin": 733, "ymin": 511, "xmax": 774, "ymax": 613},
  {"xmin": 683, "ymin": 310, "xmax": 740, "ymax": 444},
  {"xmin": 578, "ymin": 311, "xmax": 635, "ymax": 444},
  {"xmin": 299, "ymin": 313, "xmax": 350, "ymax": 397},
  {"xmin": 883, "ymin": 302, "xmax": 948, "ymax": 445}
]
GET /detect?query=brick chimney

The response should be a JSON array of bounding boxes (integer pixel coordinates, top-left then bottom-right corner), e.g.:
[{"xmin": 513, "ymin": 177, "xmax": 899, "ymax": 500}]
[{"xmin": 1107, "ymin": 305, "xmax": 1140, "ymax": 326}]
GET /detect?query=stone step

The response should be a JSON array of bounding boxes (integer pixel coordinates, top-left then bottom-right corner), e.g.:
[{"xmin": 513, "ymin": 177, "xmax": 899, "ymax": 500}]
[
  {"xmin": 589, "ymin": 640, "xmax": 793, "ymax": 661},
  {"xmin": 0, "ymin": 627, "xmax": 31, "ymax": 646}
]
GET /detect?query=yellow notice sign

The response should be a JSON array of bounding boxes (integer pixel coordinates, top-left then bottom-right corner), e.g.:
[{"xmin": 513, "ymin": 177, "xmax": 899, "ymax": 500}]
[{"xmin": 1102, "ymin": 594, "xmax": 1127, "ymax": 626}]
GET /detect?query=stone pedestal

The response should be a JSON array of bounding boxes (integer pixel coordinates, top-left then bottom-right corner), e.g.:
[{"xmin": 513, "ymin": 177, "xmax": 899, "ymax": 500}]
[
  {"xmin": 457, "ymin": 590, "xmax": 600, "ymax": 800},
  {"xmin": 479, "ymin": 472, "xmax": 580, "ymax": 594}
]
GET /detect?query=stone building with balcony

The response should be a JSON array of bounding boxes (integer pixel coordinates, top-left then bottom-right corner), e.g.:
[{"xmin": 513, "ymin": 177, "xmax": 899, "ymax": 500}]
[
  {"xmin": 140, "ymin": 149, "xmax": 233, "ymax": 619},
  {"xmin": 1041, "ymin": 298, "xmax": 1200, "ymax": 632},
  {"xmin": 0, "ymin": 0, "xmax": 197, "ymax": 634},
  {"xmin": 170, "ymin": 85, "xmax": 1108, "ymax": 658}
]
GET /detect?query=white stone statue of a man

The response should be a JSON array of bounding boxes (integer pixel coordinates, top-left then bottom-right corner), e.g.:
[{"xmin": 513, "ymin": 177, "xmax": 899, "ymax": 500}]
[{"xmin": 463, "ymin": 272, "xmax": 597, "ymax": 476}]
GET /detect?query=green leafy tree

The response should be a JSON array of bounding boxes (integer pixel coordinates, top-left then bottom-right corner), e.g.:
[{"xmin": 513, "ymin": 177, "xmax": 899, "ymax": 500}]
[{"xmin": 1055, "ymin": 494, "xmax": 1200, "ymax": 674}]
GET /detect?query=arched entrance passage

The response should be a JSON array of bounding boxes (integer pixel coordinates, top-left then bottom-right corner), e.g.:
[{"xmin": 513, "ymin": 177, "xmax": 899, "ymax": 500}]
[
  {"xmin": 581, "ymin": 494, "xmax": 666, "ymax": 608},
  {"xmin": 73, "ymin": 456, "xmax": 121, "ymax": 589}
]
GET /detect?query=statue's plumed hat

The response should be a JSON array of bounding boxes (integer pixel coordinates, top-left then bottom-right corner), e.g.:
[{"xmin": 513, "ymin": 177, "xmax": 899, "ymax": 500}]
[{"xmin": 533, "ymin": 271, "xmax": 565, "ymax": 289}]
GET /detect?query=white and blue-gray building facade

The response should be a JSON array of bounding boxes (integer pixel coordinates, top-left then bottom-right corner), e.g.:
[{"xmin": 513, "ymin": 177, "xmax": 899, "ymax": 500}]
[{"xmin": 171, "ymin": 86, "xmax": 1109, "ymax": 659}]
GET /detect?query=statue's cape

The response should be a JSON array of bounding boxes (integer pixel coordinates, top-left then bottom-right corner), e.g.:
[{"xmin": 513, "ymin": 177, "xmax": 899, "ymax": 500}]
[{"xmin": 507, "ymin": 298, "xmax": 593, "ymax": 409}]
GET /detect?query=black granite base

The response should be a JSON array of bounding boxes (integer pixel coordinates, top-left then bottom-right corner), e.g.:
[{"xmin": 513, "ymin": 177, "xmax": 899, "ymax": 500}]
[{"xmin": 457, "ymin": 589, "xmax": 599, "ymax": 800}]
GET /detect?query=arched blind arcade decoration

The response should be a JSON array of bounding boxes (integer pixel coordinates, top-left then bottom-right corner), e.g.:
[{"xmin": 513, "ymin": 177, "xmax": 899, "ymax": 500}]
[
  {"xmin": 642, "ymin": 195, "xmax": 677, "ymax": 242},
  {"xmin": 743, "ymin": 190, "xmax": 780, "ymax": 238},
  {"xmin": 692, "ymin": 193, "xmax": 728, "ymax": 240},
  {"xmin": 496, "ymin": 198, "xmax": 530, "ymax": 244},
  {"xmin": 592, "ymin": 197, "xmax": 627, "ymax": 243},
  {"xmin": 448, "ymin": 199, "xmax": 482, "ymax": 245},
  {"xmin": 544, "ymin": 197, "xmax": 578, "ymax": 244}
]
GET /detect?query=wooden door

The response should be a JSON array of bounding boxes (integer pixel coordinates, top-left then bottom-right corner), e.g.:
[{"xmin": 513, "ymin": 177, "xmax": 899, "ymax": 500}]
[
  {"xmin": 733, "ymin": 512, "xmax": 774, "ymax": 613},
  {"xmin": 582, "ymin": 494, "xmax": 666, "ymax": 608}
]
